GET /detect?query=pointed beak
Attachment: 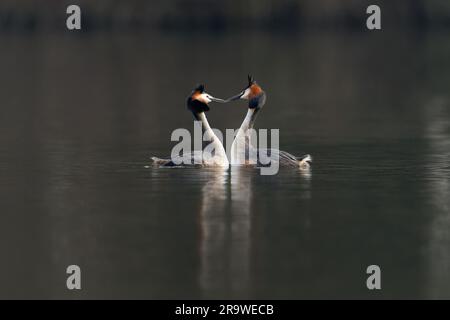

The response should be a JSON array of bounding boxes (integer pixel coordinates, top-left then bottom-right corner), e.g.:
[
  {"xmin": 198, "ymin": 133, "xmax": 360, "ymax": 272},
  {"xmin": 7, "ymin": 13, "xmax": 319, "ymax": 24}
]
[
  {"xmin": 203, "ymin": 92, "xmax": 227, "ymax": 103},
  {"xmin": 226, "ymin": 91, "xmax": 245, "ymax": 102},
  {"xmin": 209, "ymin": 96, "xmax": 227, "ymax": 103}
]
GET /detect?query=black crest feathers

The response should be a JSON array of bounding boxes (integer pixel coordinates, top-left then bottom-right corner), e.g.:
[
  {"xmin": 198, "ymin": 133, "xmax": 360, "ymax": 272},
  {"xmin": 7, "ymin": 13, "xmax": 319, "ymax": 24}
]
[{"xmin": 248, "ymin": 74, "xmax": 255, "ymax": 86}]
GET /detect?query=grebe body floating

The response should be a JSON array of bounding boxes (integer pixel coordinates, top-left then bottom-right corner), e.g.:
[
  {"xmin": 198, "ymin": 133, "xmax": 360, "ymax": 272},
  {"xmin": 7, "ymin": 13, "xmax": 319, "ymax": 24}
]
[
  {"xmin": 227, "ymin": 75, "xmax": 312, "ymax": 169},
  {"xmin": 152, "ymin": 84, "xmax": 229, "ymax": 167}
]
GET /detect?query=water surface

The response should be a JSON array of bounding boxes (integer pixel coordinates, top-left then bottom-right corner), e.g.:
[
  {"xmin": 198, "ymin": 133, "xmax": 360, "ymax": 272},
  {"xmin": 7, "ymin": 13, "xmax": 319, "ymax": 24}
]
[{"xmin": 0, "ymin": 31, "xmax": 449, "ymax": 299}]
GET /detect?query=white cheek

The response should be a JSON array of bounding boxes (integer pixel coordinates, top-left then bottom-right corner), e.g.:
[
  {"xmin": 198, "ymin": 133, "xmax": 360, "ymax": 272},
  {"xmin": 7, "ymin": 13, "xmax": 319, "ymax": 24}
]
[
  {"xmin": 199, "ymin": 93, "xmax": 211, "ymax": 103},
  {"xmin": 241, "ymin": 89, "xmax": 250, "ymax": 99}
]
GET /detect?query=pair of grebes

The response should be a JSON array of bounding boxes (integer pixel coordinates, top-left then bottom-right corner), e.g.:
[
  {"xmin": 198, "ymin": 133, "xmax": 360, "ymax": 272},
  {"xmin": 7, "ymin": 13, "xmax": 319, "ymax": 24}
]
[{"xmin": 152, "ymin": 75, "xmax": 311, "ymax": 170}]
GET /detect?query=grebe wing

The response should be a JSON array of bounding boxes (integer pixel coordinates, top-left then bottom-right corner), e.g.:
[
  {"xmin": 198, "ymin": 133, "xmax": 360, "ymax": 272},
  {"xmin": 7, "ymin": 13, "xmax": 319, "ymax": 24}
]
[
  {"xmin": 151, "ymin": 151, "xmax": 228, "ymax": 167},
  {"xmin": 151, "ymin": 151, "xmax": 204, "ymax": 167},
  {"xmin": 256, "ymin": 149, "xmax": 312, "ymax": 168}
]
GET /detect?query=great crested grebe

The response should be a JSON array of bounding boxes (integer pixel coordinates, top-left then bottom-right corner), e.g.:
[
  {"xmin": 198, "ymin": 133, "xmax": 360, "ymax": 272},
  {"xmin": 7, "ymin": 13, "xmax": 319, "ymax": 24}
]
[
  {"xmin": 227, "ymin": 75, "xmax": 312, "ymax": 169},
  {"xmin": 152, "ymin": 84, "xmax": 229, "ymax": 167}
]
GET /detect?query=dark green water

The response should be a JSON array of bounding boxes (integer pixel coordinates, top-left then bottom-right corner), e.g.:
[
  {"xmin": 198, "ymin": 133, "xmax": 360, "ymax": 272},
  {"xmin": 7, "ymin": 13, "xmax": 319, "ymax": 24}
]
[{"xmin": 0, "ymin": 31, "xmax": 449, "ymax": 299}]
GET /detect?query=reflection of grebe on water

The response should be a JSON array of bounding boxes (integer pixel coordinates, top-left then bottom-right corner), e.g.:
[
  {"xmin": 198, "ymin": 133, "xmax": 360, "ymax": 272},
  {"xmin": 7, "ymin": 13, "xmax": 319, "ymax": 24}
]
[
  {"xmin": 198, "ymin": 167, "xmax": 252, "ymax": 297},
  {"xmin": 197, "ymin": 166, "xmax": 312, "ymax": 298}
]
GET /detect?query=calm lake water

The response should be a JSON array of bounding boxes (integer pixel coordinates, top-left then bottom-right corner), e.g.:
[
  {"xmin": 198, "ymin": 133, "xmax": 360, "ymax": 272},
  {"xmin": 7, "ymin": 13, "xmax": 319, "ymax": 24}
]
[{"xmin": 0, "ymin": 31, "xmax": 449, "ymax": 299}]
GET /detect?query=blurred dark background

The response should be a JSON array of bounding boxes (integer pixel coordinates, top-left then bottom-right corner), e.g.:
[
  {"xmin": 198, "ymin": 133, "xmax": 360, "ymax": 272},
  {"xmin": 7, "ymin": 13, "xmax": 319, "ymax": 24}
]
[{"xmin": 0, "ymin": 0, "xmax": 449, "ymax": 32}]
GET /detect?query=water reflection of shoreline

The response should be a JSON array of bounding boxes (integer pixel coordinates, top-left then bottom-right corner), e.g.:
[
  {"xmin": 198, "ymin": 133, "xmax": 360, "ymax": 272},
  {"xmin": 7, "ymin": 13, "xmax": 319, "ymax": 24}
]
[{"xmin": 425, "ymin": 98, "xmax": 450, "ymax": 298}]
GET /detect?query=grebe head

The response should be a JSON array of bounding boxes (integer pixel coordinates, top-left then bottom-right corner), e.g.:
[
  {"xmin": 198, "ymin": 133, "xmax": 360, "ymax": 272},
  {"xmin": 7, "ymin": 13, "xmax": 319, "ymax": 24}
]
[
  {"xmin": 227, "ymin": 75, "xmax": 266, "ymax": 109},
  {"xmin": 187, "ymin": 84, "xmax": 227, "ymax": 114}
]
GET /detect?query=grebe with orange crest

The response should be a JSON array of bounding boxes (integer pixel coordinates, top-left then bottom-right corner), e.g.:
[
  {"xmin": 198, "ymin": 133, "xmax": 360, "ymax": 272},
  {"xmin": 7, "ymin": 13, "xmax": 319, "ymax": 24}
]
[{"xmin": 227, "ymin": 75, "xmax": 312, "ymax": 169}]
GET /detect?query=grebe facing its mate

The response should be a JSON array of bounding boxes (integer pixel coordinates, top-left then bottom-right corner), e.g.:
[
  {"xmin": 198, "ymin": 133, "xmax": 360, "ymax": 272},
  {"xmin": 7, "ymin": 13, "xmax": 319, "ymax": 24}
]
[
  {"xmin": 227, "ymin": 75, "xmax": 312, "ymax": 169},
  {"xmin": 152, "ymin": 84, "xmax": 229, "ymax": 167}
]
